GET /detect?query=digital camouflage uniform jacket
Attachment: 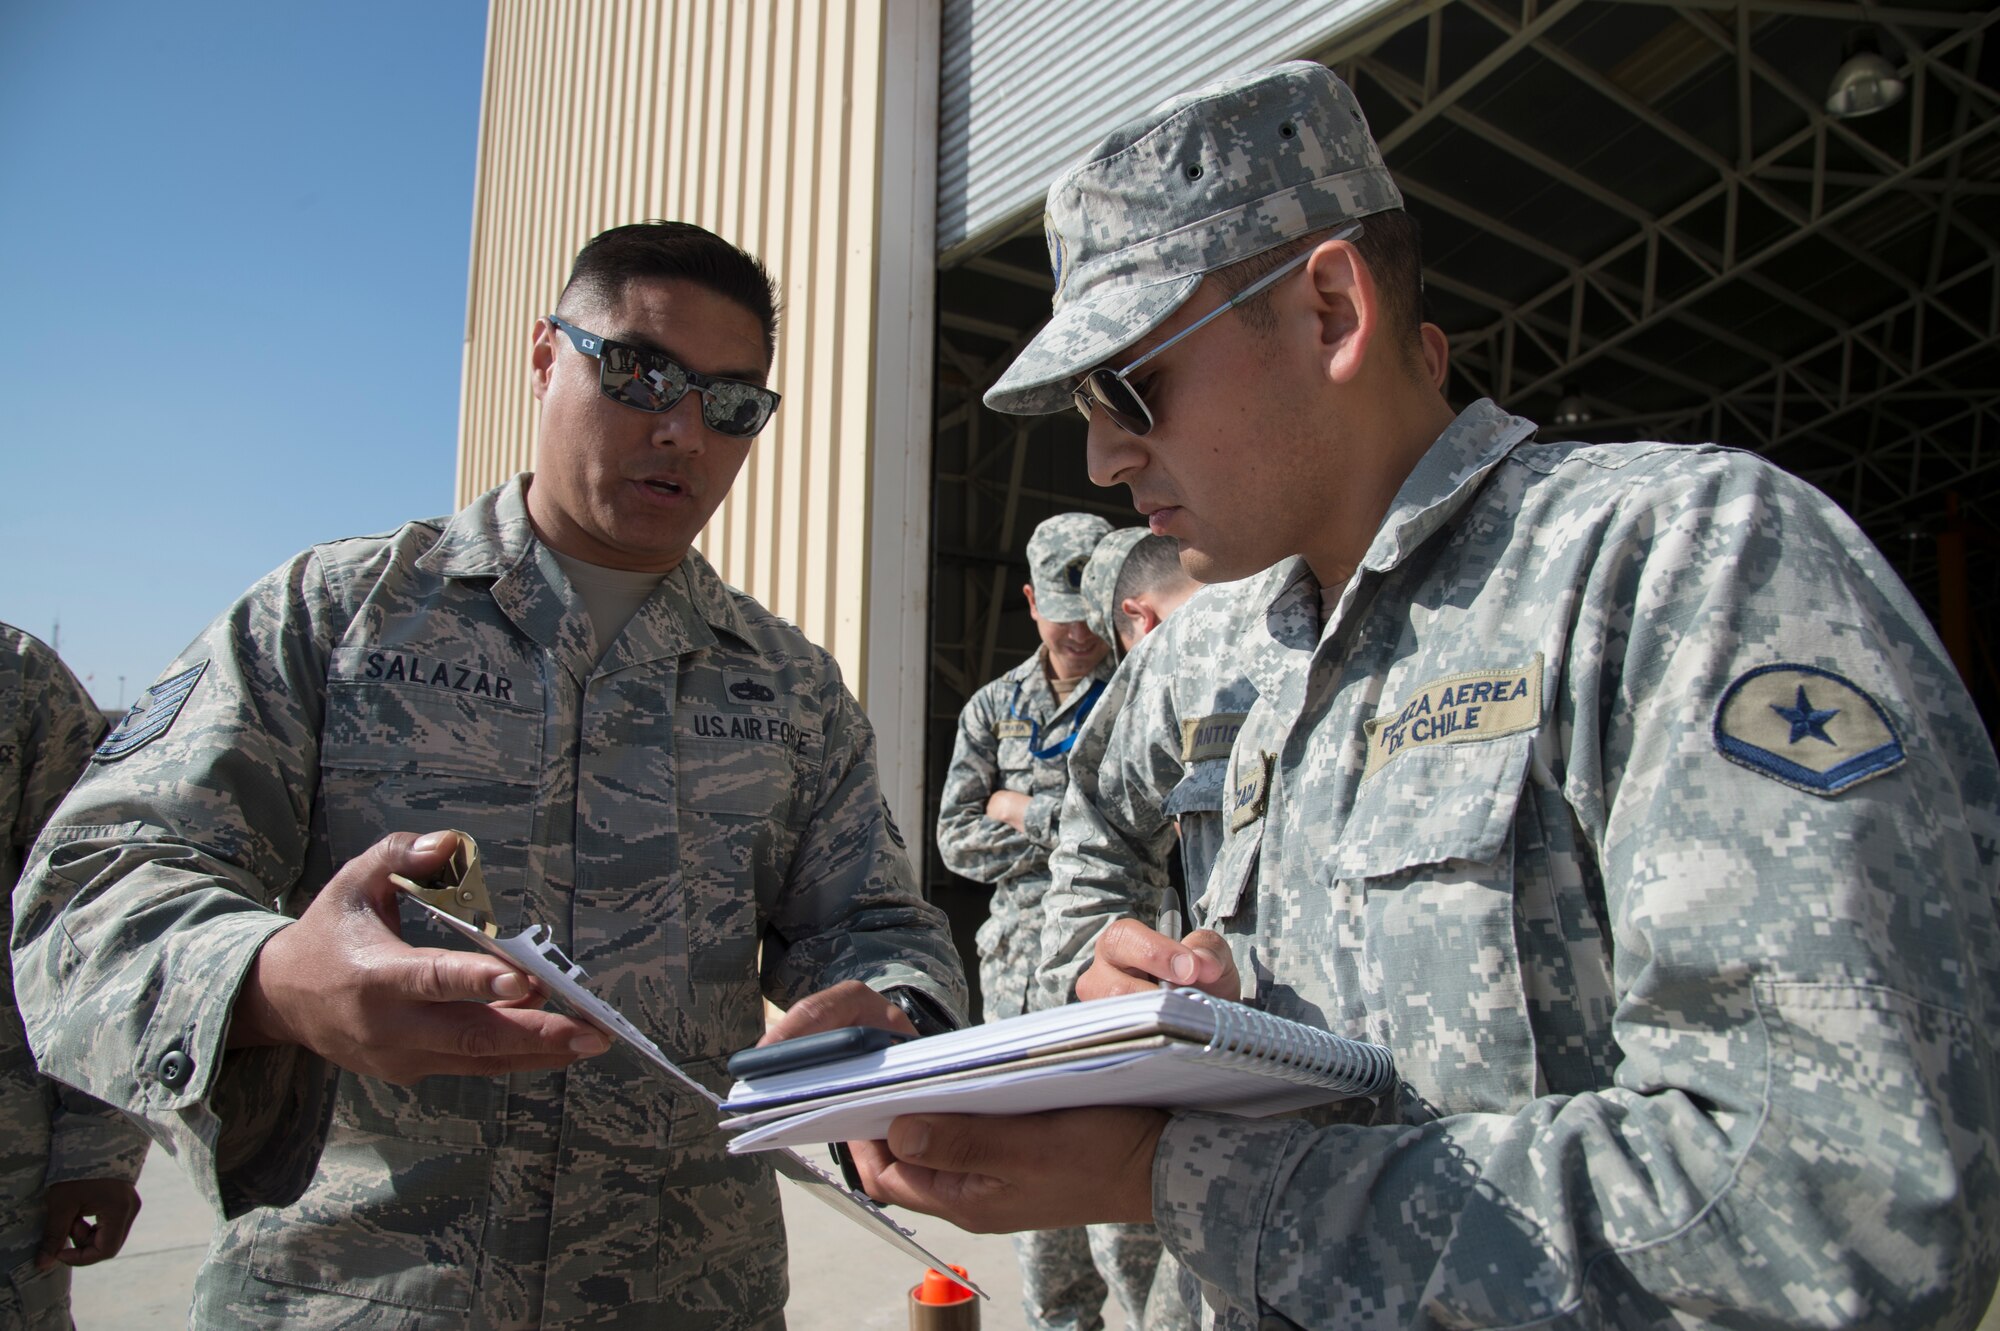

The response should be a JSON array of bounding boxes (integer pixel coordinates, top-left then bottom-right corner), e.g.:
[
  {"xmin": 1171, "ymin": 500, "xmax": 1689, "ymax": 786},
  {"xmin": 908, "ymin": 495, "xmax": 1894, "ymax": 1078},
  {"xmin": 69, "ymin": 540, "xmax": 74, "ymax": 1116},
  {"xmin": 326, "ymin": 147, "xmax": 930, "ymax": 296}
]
[
  {"xmin": 11, "ymin": 480, "xmax": 966, "ymax": 1331},
  {"xmin": 1153, "ymin": 400, "xmax": 2000, "ymax": 1329},
  {"xmin": 1, "ymin": 624, "xmax": 149, "ymax": 1329},
  {"xmin": 1032, "ymin": 581, "xmax": 1267, "ymax": 1010},
  {"xmin": 936, "ymin": 648, "xmax": 1116, "ymax": 1022}
]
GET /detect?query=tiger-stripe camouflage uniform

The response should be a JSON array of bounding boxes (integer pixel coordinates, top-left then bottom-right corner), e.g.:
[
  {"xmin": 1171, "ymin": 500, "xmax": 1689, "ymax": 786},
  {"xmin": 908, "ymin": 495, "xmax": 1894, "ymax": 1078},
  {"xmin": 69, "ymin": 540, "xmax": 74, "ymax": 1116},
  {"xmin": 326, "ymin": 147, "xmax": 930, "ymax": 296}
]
[
  {"xmin": 1153, "ymin": 398, "xmax": 2000, "ymax": 1329},
  {"xmin": 937, "ymin": 511, "xmax": 1114, "ymax": 1026},
  {"xmin": 1, "ymin": 624, "xmax": 149, "ymax": 1329},
  {"xmin": 11, "ymin": 481, "xmax": 966, "ymax": 1330},
  {"xmin": 1034, "ymin": 576, "xmax": 1271, "ymax": 1012}
]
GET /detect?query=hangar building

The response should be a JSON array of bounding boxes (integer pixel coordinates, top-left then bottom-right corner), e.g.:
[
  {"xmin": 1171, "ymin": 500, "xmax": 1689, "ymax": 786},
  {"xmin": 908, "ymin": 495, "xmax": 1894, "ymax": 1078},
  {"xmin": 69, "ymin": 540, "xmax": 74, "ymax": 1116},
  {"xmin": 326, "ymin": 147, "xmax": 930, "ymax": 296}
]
[{"xmin": 454, "ymin": 0, "xmax": 1999, "ymax": 947}]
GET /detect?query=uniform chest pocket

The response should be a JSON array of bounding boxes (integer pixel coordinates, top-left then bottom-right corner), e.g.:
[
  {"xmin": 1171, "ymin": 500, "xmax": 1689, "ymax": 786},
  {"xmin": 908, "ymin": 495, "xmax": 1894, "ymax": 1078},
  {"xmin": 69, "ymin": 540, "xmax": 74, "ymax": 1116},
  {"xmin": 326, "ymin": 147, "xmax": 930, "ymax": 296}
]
[
  {"xmin": 1166, "ymin": 758, "xmax": 1233, "ymax": 917},
  {"xmin": 1333, "ymin": 732, "xmax": 1536, "ymax": 1116},
  {"xmin": 1198, "ymin": 816, "xmax": 1263, "ymax": 928},
  {"xmin": 320, "ymin": 672, "xmax": 543, "ymax": 781},
  {"xmin": 676, "ymin": 734, "xmax": 810, "ymax": 991},
  {"xmin": 994, "ymin": 733, "xmax": 1039, "ymax": 790},
  {"xmin": 318, "ymin": 679, "xmax": 543, "ymax": 925},
  {"xmin": 1163, "ymin": 757, "xmax": 1228, "ymax": 818},
  {"xmin": 1333, "ymin": 731, "xmax": 1531, "ymax": 878}
]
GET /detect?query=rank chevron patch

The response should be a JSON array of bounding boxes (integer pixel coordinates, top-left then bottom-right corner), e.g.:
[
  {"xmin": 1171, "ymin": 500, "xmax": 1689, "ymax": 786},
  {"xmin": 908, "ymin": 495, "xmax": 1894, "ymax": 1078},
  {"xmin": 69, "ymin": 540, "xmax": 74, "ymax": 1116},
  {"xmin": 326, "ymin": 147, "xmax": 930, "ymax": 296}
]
[
  {"xmin": 1712, "ymin": 663, "xmax": 1906, "ymax": 796},
  {"xmin": 96, "ymin": 661, "xmax": 208, "ymax": 762}
]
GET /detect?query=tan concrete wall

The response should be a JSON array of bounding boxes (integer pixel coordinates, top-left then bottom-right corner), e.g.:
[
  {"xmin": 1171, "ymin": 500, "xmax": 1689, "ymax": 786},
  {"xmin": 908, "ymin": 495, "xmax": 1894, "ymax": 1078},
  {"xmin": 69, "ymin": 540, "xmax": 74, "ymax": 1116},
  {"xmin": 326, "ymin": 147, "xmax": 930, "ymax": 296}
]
[{"xmin": 457, "ymin": 0, "xmax": 937, "ymax": 833}]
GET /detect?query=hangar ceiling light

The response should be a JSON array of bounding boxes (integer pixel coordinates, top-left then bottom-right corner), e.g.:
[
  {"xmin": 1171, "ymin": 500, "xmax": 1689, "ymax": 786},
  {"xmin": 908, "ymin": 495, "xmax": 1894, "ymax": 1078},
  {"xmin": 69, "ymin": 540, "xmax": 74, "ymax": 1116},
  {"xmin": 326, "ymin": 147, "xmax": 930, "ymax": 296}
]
[{"xmin": 1825, "ymin": 28, "xmax": 1909, "ymax": 118}]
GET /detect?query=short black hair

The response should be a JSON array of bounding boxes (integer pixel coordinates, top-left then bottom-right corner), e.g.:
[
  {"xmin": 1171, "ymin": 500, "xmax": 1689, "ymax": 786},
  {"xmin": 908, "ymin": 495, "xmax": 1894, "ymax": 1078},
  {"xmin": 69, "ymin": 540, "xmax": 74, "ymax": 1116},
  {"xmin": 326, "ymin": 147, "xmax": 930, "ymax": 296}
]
[
  {"xmin": 1112, "ymin": 534, "xmax": 1194, "ymax": 641},
  {"xmin": 558, "ymin": 220, "xmax": 782, "ymax": 366},
  {"xmin": 1212, "ymin": 209, "xmax": 1426, "ymax": 378}
]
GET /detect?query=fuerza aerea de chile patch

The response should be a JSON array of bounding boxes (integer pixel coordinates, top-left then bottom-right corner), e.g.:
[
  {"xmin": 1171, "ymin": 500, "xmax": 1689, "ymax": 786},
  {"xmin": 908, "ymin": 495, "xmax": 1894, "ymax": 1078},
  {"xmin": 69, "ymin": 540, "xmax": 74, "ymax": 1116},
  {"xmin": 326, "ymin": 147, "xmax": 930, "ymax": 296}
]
[{"xmin": 1361, "ymin": 655, "xmax": 1542, "ymax": 781}]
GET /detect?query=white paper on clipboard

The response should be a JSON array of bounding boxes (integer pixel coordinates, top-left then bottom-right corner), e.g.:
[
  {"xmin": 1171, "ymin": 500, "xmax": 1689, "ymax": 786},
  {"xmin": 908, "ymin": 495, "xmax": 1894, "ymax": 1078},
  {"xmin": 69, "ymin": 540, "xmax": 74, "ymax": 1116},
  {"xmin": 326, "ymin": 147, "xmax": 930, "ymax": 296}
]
[{"xmin": 402, "ymin": 894, "xmax": 986, "ymax": 1297}]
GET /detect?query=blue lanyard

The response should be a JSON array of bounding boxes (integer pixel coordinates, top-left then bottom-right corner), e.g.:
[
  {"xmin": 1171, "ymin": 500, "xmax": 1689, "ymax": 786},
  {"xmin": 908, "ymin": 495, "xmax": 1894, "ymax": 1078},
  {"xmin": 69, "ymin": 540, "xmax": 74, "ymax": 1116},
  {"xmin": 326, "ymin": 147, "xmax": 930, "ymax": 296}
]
[{"xmin": 1008, "ymin": 677, "xmax": 1108, "ymax": 760}]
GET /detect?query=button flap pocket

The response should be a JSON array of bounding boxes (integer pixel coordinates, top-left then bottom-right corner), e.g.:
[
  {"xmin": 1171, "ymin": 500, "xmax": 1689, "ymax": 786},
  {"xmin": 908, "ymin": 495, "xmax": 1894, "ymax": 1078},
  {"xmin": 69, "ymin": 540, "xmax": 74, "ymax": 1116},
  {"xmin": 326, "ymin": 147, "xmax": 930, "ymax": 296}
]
[
  {"xmin": 1331, "ymin": 731, "xmax": 1533, "ymax": 879},
  {"xmin": 1162, "ymin": 758, "xmax": 1227, "ymax": 817},
  {"xmin": 1197, "ymin": 817, "xmax": 1264, "ymax": 926},
  {"xmin": 677, "ymin": 736, "xmax": 795, "ymax": 816},
  {"xmin": 321, "ymin": 676, "xmax": 541, "ymax": 786}
]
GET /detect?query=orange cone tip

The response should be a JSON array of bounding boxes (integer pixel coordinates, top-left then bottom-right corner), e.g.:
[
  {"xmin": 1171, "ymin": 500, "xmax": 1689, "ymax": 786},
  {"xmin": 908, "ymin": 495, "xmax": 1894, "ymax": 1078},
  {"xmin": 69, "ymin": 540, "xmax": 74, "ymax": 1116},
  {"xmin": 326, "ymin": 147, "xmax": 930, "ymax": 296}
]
[{"xmin": 914, "ymin": 1265, "xmax": 974, "ymax": 1305}]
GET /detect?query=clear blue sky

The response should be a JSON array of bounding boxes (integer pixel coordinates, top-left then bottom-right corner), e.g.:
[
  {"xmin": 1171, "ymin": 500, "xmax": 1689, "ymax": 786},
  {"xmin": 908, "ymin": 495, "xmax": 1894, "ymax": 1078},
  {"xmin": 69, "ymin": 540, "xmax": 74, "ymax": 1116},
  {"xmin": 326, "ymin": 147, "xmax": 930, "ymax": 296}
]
[{"xmin": 1, "ymin": 3, "xmax": 490, "ymax": 709}]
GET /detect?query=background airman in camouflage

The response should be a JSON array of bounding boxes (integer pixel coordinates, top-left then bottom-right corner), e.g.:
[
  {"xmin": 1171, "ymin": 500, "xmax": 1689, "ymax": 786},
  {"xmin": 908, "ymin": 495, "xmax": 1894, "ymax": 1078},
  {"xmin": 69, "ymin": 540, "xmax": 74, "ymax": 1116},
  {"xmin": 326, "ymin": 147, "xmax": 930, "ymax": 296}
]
[
  {"xmin": 935, "ymin": 511, "xmax": 1165, "ymax": 1331},
  {"xmin": 1, "ymin": 623, "xmax": 149, "ymax": 1329},
  {"xmin": 1072, "ymin": 527, "xmax": 1144, "ymax": 669},
  {"xmin": 936, "ymin": 509, "xmax": 1116, "ymax": 1026},
  {"xmin": 12, "ymin": 223, "xmax": 965, "ymax": 1330},
  {"xmin": 1037, "ymin": 537, "xmax": 1257, "ymax": 1016},
  {"xmin": 855, "ymin": 61, "xmax": 2000, "ymax": 1331},
  {"xmin": 1051, "ymin": 528, "xmax": 1218, "ymax": 1331}
]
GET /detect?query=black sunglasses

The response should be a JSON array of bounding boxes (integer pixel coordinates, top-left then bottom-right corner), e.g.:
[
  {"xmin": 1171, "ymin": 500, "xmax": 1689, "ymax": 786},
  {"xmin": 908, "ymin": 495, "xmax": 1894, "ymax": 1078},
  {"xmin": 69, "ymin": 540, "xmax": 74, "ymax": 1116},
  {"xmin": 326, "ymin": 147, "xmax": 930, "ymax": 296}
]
[
  {"xmin": 1072, "ymin": 221, "xmax": 1364, "ymax": 436},
  {"xmin": 546, "ymin": 315, "xmax": 780, "ymax": 439}
]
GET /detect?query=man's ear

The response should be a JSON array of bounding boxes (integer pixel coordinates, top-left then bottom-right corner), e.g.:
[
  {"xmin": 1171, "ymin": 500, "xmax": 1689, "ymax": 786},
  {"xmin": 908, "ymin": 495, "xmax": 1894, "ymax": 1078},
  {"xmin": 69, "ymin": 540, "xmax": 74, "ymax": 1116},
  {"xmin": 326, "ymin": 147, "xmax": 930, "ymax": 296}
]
[
  {"xmin": 1023, "ymin": 583, "xmax": 1041, "ymax": 622},
  {"xmin": 529, "ymin": 317, "xmax": 559, "ymax": 403},
  {"xmin": 1420, "ymin": 322, "xmax": 1450, "ymax": 390},
  {"xmin": 1304, "ymin": 235, "xmax": 1375, "ymax": 387},
  {"xmin": 1120, "ymin": 596, "xmax": 1161, "ymax": 640}
]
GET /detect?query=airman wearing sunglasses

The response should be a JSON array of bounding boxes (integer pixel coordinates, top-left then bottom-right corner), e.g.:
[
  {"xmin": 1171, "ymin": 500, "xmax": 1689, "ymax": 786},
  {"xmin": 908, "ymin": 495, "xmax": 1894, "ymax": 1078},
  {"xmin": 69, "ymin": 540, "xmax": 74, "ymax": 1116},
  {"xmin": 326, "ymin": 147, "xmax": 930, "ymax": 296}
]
[
  {"xmin": 852, "ymin": 62, "xmax": 2000, "ymax": 1331},
  {"xmin": 13, "ymin": 221, "xmax": 965, "ymax": 1329}
]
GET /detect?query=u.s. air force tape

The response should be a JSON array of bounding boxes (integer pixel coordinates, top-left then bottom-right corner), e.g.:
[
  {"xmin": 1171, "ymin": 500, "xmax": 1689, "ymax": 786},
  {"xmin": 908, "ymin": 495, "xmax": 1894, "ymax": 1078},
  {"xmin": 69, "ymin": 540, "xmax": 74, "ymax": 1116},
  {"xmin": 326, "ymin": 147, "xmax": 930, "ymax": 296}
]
[{"xmin": 1712, "ymin": 663, "xmax": 1905, "ymax": 796}]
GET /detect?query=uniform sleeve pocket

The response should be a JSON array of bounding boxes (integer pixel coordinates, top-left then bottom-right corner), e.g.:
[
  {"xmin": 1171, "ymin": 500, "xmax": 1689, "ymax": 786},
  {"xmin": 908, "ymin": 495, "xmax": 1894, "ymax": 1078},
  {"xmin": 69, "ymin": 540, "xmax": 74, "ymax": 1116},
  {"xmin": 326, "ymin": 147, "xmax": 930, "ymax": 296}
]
[{"xmin": 1331, "ymin": 732, "xmax": 1533, "ymax": 879}]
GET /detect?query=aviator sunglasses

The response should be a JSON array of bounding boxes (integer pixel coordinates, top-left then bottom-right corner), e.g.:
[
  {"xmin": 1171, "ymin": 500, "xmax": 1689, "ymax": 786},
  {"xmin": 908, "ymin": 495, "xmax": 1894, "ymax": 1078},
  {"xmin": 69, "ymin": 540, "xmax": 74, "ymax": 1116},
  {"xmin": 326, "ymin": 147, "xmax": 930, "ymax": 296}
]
[
  {"xmin": 1072, "ymin": 221, "xmax": 1364, "ymax": 436},
  {"xmin": 546, "ymin": 315, "xmax": 781, "ymax": 439}
]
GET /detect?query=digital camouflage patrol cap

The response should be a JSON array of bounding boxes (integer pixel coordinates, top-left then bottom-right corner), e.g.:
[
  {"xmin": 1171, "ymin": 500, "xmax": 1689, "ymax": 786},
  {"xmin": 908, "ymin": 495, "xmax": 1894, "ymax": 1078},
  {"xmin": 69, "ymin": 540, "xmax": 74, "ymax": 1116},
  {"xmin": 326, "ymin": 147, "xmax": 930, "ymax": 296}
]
[
  {"xmin": 1027, "ymin": 512, "xmax": 1113, "ymax": 624},
  {"xmin": 985, "ymin": 60, "xmax": 1402, "ymax": 416},
  {"xmin": 1078, "ymin": 526, "xmax": 1151, "ymax": 664}
]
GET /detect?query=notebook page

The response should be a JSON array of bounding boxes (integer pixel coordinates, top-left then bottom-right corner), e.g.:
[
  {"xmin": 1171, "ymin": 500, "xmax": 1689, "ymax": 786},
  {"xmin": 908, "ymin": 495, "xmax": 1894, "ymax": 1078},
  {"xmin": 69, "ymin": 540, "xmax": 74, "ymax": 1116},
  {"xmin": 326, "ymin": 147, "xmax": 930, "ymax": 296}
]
[{"xmin": 724, "ymin": 1040, "xmax": 1341, "ymax": 1152}]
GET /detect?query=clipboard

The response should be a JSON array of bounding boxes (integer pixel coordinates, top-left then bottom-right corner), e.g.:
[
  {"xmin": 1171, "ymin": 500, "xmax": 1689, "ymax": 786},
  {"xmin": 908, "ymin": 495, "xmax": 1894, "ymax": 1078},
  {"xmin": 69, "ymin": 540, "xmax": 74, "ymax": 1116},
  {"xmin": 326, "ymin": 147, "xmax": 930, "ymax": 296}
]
[{"xmin": 400, "ymin": 890, "xmax": 986, "ymax": 1297}]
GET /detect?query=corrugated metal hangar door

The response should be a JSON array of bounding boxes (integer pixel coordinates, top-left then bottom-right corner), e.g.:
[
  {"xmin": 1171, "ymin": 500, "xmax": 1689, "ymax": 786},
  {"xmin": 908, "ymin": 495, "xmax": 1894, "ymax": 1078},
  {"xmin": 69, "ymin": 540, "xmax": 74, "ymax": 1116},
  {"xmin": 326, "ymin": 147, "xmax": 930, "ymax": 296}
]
[{"xmin": 921, "ymin": 0, "xmax": 2000, "ymax": 998}]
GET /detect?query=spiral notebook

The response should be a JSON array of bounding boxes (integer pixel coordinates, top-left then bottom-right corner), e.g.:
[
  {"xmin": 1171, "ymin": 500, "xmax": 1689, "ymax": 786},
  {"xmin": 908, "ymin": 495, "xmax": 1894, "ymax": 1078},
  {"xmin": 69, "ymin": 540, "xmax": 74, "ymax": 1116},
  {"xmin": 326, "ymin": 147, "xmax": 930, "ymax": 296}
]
[{"xmin": 720, "ymin": 987, "xmax": 1395, "ymax": 1154}]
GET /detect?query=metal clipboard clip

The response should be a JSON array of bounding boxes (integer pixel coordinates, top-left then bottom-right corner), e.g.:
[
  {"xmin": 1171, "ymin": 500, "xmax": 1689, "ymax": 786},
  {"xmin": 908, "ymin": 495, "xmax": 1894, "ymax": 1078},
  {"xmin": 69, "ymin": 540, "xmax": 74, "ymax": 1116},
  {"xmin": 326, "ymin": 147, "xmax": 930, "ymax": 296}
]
[{"xmin": 388, "ymin": 831, "xmax": 499, "ymax": 936}]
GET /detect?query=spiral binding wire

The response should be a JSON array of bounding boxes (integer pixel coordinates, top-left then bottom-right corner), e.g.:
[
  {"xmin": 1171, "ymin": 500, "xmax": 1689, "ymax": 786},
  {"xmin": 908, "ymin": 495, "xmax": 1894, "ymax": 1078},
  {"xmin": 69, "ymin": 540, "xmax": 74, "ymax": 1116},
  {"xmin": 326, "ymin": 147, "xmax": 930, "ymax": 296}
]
[{"xmin": 1177, "ymin": 989, "xmax": 1396, "ymax": 1098}]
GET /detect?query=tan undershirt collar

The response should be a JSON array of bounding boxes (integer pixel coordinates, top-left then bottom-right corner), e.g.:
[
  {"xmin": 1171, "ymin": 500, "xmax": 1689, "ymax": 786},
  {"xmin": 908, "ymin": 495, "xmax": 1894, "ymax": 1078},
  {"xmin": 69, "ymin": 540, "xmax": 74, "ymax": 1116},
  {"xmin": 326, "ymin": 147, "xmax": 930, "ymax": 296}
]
[
  {"xmin": 549, "ymin": 549, "xmax": 669, "ymax": 664},
  {"xmin": 1045, "ymin": 655, "xmax": 1091, "ymax": 703}
]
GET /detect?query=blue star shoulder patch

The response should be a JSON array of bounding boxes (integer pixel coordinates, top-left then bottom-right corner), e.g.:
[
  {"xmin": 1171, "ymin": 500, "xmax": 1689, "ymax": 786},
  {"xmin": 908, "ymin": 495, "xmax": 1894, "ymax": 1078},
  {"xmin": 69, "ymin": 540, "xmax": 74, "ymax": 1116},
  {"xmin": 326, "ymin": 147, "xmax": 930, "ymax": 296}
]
[{"xmin": 1712, "ymin": 663, "xmax": 1905, "ymax": 796}]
